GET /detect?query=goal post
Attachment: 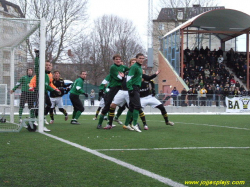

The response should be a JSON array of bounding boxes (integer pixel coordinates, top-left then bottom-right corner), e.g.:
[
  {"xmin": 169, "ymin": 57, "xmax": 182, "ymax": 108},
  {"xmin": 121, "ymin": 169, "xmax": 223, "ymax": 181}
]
[{"xmin": 0, "ymin": 17, "xmax": 46, "ymax": 132}]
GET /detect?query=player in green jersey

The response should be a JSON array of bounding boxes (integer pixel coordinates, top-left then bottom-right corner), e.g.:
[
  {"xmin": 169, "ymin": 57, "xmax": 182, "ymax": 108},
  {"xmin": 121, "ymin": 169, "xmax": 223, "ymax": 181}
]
[
  {"xmin": 69, "ymin": 71, "xmax": 88, "ymax": 124},
  {"xmin": 10, "ymin": 68, "xmax": 35, "ymax": 123},
  {"xmin": 124, "ymin": 53, "xmax": 144, "ymax": 132}
]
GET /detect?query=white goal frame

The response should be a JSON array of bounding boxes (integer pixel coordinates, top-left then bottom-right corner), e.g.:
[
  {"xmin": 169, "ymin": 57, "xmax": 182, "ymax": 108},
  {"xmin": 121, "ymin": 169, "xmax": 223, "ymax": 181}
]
[{"xmin": 0, "ymin": 17, "xmax": 46, "ymax": 132}]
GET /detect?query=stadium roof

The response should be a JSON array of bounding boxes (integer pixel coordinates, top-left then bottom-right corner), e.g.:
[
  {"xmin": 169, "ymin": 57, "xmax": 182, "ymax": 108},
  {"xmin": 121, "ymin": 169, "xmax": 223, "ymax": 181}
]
[{"xmin": 163, "ymin": 9, "xmax": 250, "ymax": 42}]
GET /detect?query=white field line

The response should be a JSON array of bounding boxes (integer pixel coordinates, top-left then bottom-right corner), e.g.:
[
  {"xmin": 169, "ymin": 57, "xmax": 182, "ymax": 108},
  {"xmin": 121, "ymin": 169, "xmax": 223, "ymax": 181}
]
[
  {"xmin": 95, "ymin": 147, "xmax": 250, "ymax": 151},
  {"xmin": 148, "ymin": 120, "xmax": 250, "ymax": 131},
  {"xmin": 175, "ymin": 121, "xmax": 250, "ymax": 130},
  {"xmin": 41, "ymin": 132, "xmax": 187, "ymax": 187}
]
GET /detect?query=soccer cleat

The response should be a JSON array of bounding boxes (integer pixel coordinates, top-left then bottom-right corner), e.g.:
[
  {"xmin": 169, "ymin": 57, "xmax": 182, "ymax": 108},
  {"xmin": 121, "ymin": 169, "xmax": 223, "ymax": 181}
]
[
  {"xmin": 65, "ymin": 115, "xmax": 68, "ymax": 121},
  {"xmin": 144, "ymin": 125, "xmax": 149, "ymax": 130},
  {"xmin": 70, "ymin": 119, "xmax": 77, "ymax": 124},
  {"xmin": 19, "ymin": 119, "xmax": 22, "ymax": 124},
  {"xmin": 126, "ymin": 125, "xmax": 134, "ymax": 131},
  {"xmin": 93, "ymin": 117, "xmax": 97, "ymax": 120},
  {"xmin": 114, "ymin": 118, "xmax": 123, "ymax": 125},
  {"xmin": 97, "ymin": 124, "xmax": 102, "ymax": 129},
  {"xmin": 71, "ymin": 120, "xmax": 80, "ymax": 125},
  {"xmin": 103, "ymin": 125, "xmax": 112, "ymax": 129},
  {"xmin": 44, "ymin": 119, "xmax": 49, "ymax": 125},
  {"xmin": 34, "ymin": 121, "xmax": 38, "ymax": 126},
  {"xmin": 137, "ymin": 123, "xmax": 141, "ymax": 130},
  {"xmin": 132, "ymin": 124, "xmax": 141, "ymax": 132},
  {"xmin": 43, "ymin": 127, "xmax": 51, "ymax": 132},
  {"xmin": 50, "ymin": 120, "xmax": 54, "ymax": 124},
  {"xmin": 166, "ymin": 121, "xmax": 174, "ymax": 126}
]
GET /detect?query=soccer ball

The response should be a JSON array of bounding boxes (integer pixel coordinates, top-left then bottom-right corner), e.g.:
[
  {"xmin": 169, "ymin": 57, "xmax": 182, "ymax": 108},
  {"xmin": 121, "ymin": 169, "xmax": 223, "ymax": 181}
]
[{"xmin": 26, "ymin": 121, "xmax": 37, "ymax": 132}]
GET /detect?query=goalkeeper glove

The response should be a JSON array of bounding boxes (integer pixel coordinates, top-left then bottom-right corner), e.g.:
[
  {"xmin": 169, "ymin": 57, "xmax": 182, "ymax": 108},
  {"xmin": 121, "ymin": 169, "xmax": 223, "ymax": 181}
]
[
  {"xmin": 83, "ymin": 93, "xmax": 88, "ymax": 98},
  {"xmin": 29, "ymin": 87, "xmax": 34, "ymax": 92}
]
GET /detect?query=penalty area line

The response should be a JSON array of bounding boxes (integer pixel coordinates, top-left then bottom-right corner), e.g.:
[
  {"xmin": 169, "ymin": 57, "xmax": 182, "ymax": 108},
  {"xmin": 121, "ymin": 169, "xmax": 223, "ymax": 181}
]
[
  {"xmin": 148, "ymin": 120, "xmax": 250, "ymax": 131},
  {"xmin": 41, "ymin": 132, "xmax": 187, "ymax": 187},
  {"xmin": 95, "ymin": 147, "xmax": 250, "ymax": 151}
]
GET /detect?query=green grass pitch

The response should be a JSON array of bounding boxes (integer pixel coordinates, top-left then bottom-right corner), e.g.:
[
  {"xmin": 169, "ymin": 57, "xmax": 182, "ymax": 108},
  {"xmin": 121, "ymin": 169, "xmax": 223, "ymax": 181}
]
[{"xmin": 1, "ymin": 114, "xmax": 249, "ymax": 186}]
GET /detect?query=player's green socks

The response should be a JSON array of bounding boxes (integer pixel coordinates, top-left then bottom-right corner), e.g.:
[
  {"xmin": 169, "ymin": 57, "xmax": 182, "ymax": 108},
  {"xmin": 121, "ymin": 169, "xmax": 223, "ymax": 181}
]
[
  {"xmin": 125, "ymin": 110, "xmax": 133, "ymax": 126},
  {"xmin": 30, "ymin": 109, "xmax": 35, "ymax": 118},
  {"xmin": 132, "ymin": 109, "xmax": 139, "ymax": 126},
  {"xmin": 98, "ymin": 114, "xmax": 104, "ymax": 125},
  {"xmin": 72, "ymin": 110, "xmax": 77, "ymax": 119},
  {"xmin": 139, "ymin": 109, "xmax": 146, "ymax": 125},
  {"xmin": 75, "ymin": 111, "xmax": 82, "ymax": 120},
  {"xmin": 19, "ymin": 108, "xmax": 23, "ymax": 119}
]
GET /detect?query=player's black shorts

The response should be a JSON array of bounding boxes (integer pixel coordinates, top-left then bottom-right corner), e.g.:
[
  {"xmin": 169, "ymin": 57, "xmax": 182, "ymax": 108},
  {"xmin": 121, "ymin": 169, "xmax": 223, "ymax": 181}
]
[
  {"xmin": 101, "ymin": 86, "xmax": 121, "ymax": 115},
  {"xmin": 19, "ymin": 91, "xmax": 35, "ymax": 109},
  {"xmin": 129, "ymin": 85, "xmax": 141, "ymax": 111},
  {"xmin": 70, "ymin": 93, "xmax": 84, "ymax": 112},
  {"xmin": 45, "ymin": 92, "xmax": 51, "ymax": 107}
]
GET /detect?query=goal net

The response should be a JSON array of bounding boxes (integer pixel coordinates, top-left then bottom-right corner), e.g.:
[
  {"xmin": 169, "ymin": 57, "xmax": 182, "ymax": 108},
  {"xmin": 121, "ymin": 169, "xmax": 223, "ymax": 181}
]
[{"xmin": 0, "ymin": 17, "xmax": 46, "ymax": 132}]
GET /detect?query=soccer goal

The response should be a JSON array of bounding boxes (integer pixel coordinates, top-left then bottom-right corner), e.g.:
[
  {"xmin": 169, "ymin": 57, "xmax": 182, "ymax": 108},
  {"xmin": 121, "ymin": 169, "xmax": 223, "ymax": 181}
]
[{"xmin": 0, "ymin": 17, "xmax": 46, "ymax": 132}]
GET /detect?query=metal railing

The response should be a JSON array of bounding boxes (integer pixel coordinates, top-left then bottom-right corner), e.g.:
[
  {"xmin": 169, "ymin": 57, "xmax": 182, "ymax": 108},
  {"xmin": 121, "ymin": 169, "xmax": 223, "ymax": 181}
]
[{"xmin": 156, "ymin": 94, "xmax": 245, "ymax": 107}]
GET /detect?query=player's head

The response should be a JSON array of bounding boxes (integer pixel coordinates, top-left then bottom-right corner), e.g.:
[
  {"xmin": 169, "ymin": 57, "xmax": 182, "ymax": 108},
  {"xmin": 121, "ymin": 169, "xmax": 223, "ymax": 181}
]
[
  {"xmin": 27, "ymin": 68, "xmax": 33, "ymax": 76},
  {"xmin": 80, "ymin": 71, "xmax": 87, "ymax": 79},
  {"xmin": 45, "ymin": 61, "xmax": 52, "ymax": 72},
  {"xmin": 113, "ymin": 54, "xmax": 122, "ymax": 66},
  {"xmin": 53, "ymin": 71, "xmax": 60, "ymax": 79},
  {"xmin": 136, "ymin": 53, "xmax": 145, "ymax": 65},
  {"xmin": 129, "ymin": 58, "xmax": 136, "ymax": 67}
]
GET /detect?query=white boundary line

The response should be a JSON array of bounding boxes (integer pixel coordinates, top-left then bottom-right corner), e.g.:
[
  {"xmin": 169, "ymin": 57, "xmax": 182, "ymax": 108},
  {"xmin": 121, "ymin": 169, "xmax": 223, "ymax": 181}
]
[
  {"xmin": 174, "ymin": 122, "xmax": 250, "ymax": 130},
  {"xmin": 95, "ymin": 147, "xmax": 250, "ymax": 151},
  {"xmin": 147, "ymin": 120, "xmax": 250, "ymax": 131},
  {"xmin": 41, "ymin": 132, "xmax": 187, "ymax": 187}
]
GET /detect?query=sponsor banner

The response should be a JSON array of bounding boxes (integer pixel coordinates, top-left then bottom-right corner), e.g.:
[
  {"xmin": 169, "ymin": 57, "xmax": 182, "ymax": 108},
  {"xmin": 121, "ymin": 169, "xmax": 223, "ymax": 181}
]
[{"xmin": 226, "ymin": 97, "xmax": 250, "ymax": 113}]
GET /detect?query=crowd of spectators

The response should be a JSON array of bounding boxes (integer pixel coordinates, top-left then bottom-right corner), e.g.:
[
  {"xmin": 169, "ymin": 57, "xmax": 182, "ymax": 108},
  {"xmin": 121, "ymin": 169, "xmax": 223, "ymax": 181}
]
[{"xmin": 158, "ymin": 46, "xmax": 249, "ymax": 107}]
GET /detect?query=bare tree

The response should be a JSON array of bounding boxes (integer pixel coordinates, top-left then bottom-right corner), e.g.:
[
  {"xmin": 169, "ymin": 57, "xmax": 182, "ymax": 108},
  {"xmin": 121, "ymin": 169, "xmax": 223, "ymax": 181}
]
[
  {"xmin": 94, "ymin": 15, "xmax": 145, "ymax": 69},
  {"xmin": 70, "ymin": 15, "xmax": 145, "ymax": 85},
  {"xmin": 12, "ymin": 0, "xmax": 88, "ymax": 63}
]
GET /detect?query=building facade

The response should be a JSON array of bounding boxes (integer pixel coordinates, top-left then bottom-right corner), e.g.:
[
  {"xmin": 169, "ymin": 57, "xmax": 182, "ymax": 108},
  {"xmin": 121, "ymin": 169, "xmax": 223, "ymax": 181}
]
[
  {"xmin": 152, "ymin": 5, "xmax": 225, "ymax": 73},
  {"xmin": 0, "ymin": 0, "xmax": 26, "ymax": 87}
]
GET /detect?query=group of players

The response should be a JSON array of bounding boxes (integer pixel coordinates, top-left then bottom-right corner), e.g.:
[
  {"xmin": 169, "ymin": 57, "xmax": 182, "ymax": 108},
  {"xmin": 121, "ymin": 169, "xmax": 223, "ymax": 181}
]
[
  {"xmin": 10, "ymin": 50, "xmax": 72, "ymax": 132},
  {"xmin": 89, "ymin": 53, "xmax": 174, "ymax": 132},
  {"xmin": 10, "ymin": 51, "xmax": 174, "ymax": 132}
]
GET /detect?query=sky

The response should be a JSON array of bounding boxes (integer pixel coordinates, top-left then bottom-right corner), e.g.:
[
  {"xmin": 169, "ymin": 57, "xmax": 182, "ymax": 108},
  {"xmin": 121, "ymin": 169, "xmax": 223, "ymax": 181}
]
[{"xmin": 88, "ymin": 0, "xmax": 250, "ymax": 51}]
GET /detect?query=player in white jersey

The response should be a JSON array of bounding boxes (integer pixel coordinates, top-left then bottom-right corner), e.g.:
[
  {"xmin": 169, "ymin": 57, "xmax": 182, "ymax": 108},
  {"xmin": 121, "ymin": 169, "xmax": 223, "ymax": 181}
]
[{"xmin": 139, "ymin": 72, "xmax": 174, "ymax": 130}]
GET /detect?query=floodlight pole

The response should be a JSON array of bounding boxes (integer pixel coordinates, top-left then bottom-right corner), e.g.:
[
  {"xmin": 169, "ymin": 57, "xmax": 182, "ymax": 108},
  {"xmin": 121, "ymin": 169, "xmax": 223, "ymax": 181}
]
[
  {"xmin": 38, "ymin": 17, "xmax": 46, "ymax": 132},
  {"xmin": 247, "ymin": 32, "xmax": 249, "ymax": 90},
  {"xmin": 180, "ymin": 29, "xmax": 184, "ymax": 78}
]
